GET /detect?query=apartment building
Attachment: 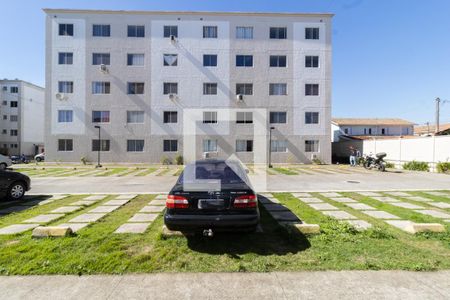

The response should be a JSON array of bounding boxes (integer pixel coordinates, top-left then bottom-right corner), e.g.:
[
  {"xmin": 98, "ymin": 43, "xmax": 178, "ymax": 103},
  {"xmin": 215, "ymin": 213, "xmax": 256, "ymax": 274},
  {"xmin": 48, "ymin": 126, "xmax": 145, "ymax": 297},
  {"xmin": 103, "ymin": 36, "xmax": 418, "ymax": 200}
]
[
  {"xmin": 0, "ymin": 79, "xmax": 45, "ymax": 156},
  {"xmin": 44, "ymin": 9, "xmax": 333, "ymax": 164}
]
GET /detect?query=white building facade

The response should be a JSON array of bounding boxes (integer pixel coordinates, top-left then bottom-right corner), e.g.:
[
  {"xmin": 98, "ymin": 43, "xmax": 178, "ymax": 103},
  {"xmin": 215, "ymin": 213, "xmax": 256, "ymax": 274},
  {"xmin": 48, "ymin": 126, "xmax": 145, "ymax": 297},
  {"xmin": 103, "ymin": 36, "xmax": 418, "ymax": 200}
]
[
  {"xmin": 44, "ymin": 9, "xmax": 333, "ymax": 164},
  {"xmin": 0, "ymin": 79, "xmax": 45, "ymax": 156}
]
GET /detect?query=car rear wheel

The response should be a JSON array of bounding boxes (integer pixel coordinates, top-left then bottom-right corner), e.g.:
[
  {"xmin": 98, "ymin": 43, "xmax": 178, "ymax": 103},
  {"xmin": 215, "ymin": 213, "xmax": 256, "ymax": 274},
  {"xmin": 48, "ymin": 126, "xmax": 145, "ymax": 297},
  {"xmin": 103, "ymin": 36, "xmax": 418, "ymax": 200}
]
[
  {"xmin": 8, "ymin": 182, "xmax": 26, "ymax": 200},
  {"xmin": 0, "ymin": 163, "xmax": 6, "ymax": 170},
  {"xmin": 36, "ymin": 157, "xmax": 42, "ymax": 162}
]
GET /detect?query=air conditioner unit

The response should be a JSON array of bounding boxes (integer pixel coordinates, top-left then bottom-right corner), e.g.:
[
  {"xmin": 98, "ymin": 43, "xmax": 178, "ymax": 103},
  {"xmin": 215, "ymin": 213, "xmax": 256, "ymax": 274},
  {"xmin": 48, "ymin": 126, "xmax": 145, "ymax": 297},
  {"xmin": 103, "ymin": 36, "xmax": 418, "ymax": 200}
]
[
  {"xmin": 168, "ymin": 94, "xmax": 177, "ymax": 101},
  {"xmin": 100, "ymin": 64, "xmax": 109, "ymax": 74},
  {"xmin": 170, "ymin": 35, "xmax": 177, "ymax": 43},
  {"xmin": 236, "ymin": 94, "xmax": 244, "ymax": 102},
  {"xmin": 55, "ymin": 93, "xmax": 68, "ymax": 101}
]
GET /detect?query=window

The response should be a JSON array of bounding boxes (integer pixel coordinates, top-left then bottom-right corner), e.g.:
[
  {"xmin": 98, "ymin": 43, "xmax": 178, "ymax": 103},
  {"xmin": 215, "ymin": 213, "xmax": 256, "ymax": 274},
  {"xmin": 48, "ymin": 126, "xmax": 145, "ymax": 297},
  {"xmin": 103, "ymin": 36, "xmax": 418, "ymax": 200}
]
[
  {"xmin": 236, "ymin": 55, "xmax": 253, "ymax": 67},
  {"xmin": 92, "ymin": 82, "xmax": 110, "ymax": 94},
  {"xmin": 236, "ymin": 83, "xmax": 253, "ymax": 95},
  {"xmin": 270, "ymin": 27, "xmax": 287, "ymax": 39},
  {"xmin": 58, "ymin": 81, "xmax": 73, "ymax": 93},
  {"xmin": 127, "ymin": 111, "xmax": 144, "ymax": 123},
  {"xmin": 58, "ymin": 52, "xmax": 73, "ymax": 65},
  {"xmin": 368, "ymin": 128, "xmax": 372, "ymax": 135},
  {"xmin": 127, "ymin": 82, "xmax": 145, "ymax": 94},
  {"xmin": 305, "ymin": 27, "xmax": 319, "ymax": 40},
  {"xmin": 344, "ymin": 128, "xmax": 349, "ymax": 134},
  {"xmin": 305, "ymin": 56, "xmax": 319, "ymax": 68},
  {"xmin": 163, "ymin": 140, "xmax": 178, "ymax": 152},
  {"xmin": 10, "ymin": 130, "xmax": 18, "ymax": 136},
  {"xmin": 3, "ymin": 115, "xmax": 6, "ymax": 120},
  {"xmin": 92, "ymin": 53, "xmax": 110, "ymax": 65},
  {"xmin": 305, "ymin": 84, "xmax": 319, "ymax": 96},
  {"xmin": 203, "ymin": 83, "xmax": 217, "ymax": 95},
  {"xmin": 203, "ymin": 111, "xmax": 217, "ymax": 124},
  {"xmin": 10, "ymin": 144, "xmax": 18, "ymax": 149},
  {"xmin": 270, "ymin": 55, "xmax": 287, "ymax": 67},
  {"xmin": 163, "ymin": 54, "xmax": 177, "ymax": 66},
  {"xmin": 10, "ymin": 115, "xmax": 18, "ymax": 122},
  {"xmin": 59, "ymin": 24, "xmax": 73, "ymax": 36},
  {"xmin": 10, "ymin": 87, "xmax": 18, "ymax": 93},
  {"xmin": 92, "ymin": 111, "xmax": 110, "ymax": 123},
  {"xmin": 163, "ymin": 25, "xmax": 178, "ymax": 38},
  {"xmin": 236, "ymin": 26, "xmax": 253, "ymax": 39},
  {"xmin": 127, "ymin": 140, "xmax": 144, "ymax": 152},
  {"xmin": 269, "ymin": 83, "xmax": 287, "ymax": 95},
  {"xmin": 1, "ymin": 130, "xmax": 6, "ymax": 134},
  {"xmin": 203, "ymin": 54, "xmax": 217, "ymax": 67},
  {"xmin": 203, "ymin": 26, "xmax": 218, "ymax": 38},
  {"xmin": 2, "ymin": 101, "xmax": 6, "ymax": 105},
  {"xmin": 236, "ymin": 140, "xmax": 253, "ymax": 152},
  {"xmin": 92, "ymin": 139, "xmax": 110, "ymax": 151},
  {"xmin": 127, "ymin": 25, "xmax": 145, "ymax": 37},
  {"xmin": 305, "ymin": 140, "xmax": 319, "ymax": 152},
  {"xmin": 58, "ymin": 110, "xmax": 73, "ymax": 123},
  {"xmin": 163, "ymin": 82, "xmax": 178, "ymax": 95},
  {"xmin": 271, "ymin": 140, "xmax": 287, "ymax": 152},
  {"xmin": 381, "ymin": 128, "xmax": 386, "ymax": 135},
  {"xmin": 10, "ymin": 101, "xmax": 18, "ymax": 107},
  {"xmin": 127, "ymin": 54, "xmax": 144, "ymax": 66},
  {"xmin": 93, "ymin": 24, "xmax": 110, "ymax": 37},
  {"xmin": 236, "ymin": 112, "xmax": 253, "ymax": 124},
  {"xmin": 58, "ymin": 139, "xmax": 73, "ymax": 151},
  {"xmin": 163, "ymin": 111, "xmax": 178, "ymax": 123},
  {"xmin": 305, "ymin": 112, "xmax": 319, "ymax": 124},
  {"xmin": 270, "ymin": 112, "xmax": 287, "ymax": 124},
  {"xmin": 203, "ymin": 139, "xmax": 217, "ymax": 152}
]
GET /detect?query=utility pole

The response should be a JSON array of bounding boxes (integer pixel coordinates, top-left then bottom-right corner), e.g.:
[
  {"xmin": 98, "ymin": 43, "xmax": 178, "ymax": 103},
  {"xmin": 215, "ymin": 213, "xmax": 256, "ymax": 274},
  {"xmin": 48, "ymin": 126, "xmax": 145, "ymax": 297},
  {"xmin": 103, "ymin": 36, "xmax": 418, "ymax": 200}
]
[{"xmin": 435, "ymin": 97, "xmax": 440, "ymax": 134}]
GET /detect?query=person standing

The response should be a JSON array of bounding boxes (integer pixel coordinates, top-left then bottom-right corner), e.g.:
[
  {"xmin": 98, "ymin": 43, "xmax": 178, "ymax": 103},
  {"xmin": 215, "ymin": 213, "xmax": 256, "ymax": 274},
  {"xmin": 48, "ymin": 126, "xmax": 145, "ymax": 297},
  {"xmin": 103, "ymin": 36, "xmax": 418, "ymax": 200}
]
[{"xmin": 349, "ymin": 147, "xmax": 356, "ymax": 167}]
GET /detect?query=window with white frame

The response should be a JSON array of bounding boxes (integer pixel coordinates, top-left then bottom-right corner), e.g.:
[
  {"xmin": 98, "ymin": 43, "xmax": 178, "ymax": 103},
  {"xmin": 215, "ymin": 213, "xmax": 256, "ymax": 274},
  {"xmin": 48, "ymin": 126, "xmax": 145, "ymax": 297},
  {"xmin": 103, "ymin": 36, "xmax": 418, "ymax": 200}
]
[
  {"xmin": 305, "ymin": 84, "xmax": 319, "ymax": 96},
  {"xmin": 127, "ymin": 139, "xmax": 145, "ymax": 152},
  {"xmin": 236, "ymin": 26, "xmax": 253, "ymax": 39},
  {"xmin": 236, "ymin": 55, "xmax": 253, "ymax": 67},
  {"xmin": 270, "ymin": 55, "xmax": 287, "ymax": 67},
  {"xmin": 59, "ymin": 24, "xmax": 73, "ymax": 36},
  {"xmin": 305, "ymin": 140, "xmax": 319, "ymax": 152},
  {"xmin": 163, "ymin": 82, "xmax": 178, "ymax": 95},
  {"xmin": 163, "ymin": 111, "xmax": 178, "ymax": 123},
  {"xmin": 127, "ymin": 25, "xmax": 145, "ymax": 37},
  {"xmin": 236, "ymin": 83, "xmax": 253, "ymax": 95},
  {"xmin": 92, "ymin": 82, "xmax": 110, "ymax": 94},
  {"xmin": 203, "ymin": 139, "xmax": 217, "ymax": 152},
  {"xmin": 1, "ymin": 130, "xmax": 6, "ymax": 134},
  {"xmin": 127, "ymin": 54, "xmax": 144, "ymax": 66},
  {"xmin": 203, "ymin": 83, "xmax": 217, "ymax": 95},
  {"xmin": 203, "ymin": 111, "xmax": 218, "ymax": 124},
  {"xmin": 58, "ymin": 110, "xmax": 73, "ymax": 123},
  {"xmin": 127, "ymin": 82, "xmax": 145, "ymax": 94},
  {"xmin": 163, "ymin": 54, "xmax": 178, "ymax": 66},
  {"xmin": 203, "ymin": 54, "xmax": 217, "ymax": 67},
  {"xmin": 10, "ymin": 129, "xmax": 17, "ymax": 136},
  {"xmin": 126, "ymin": 111, "xmax": 144, "ymax": 123},
  {"xmin": 10, "ymin": 115, "xmax": 18, "ymax": 122},
  {"xmin": 58, "ymin": 139, "xmax": 73, "ymax": 151},
  {"xmin": 203, "ymin": 26, "xmax": 218, "ymax": 38},
  {"xmin": 271, "ymin": 140, "xmax": 287, "ymax": 152},
  {"xmin": 10, "ymin": 101, "xmax": 17, "ymax": 107},
  {"xmin": 270, "ymin": 27, "xmax": 287, "ymax": 39},
  {"xmin": 92, "ymin": 111, "xmax": 110, "ymax": 123},
  {"xmin": 305, "ymin": 27, "xmax": 319, "ymax": 40},
  {"xmin": 92, "ymin": 139, "xmax": 110, "ymax": 151},
  {"xmin": 58, "ymin": 81, "xmax": 73, "ymax": 93},
  {"xmin": 163, "ymin": 25, "xmax": 178, "ymax": 38},
  {"xmin": 10, "ymin": 87, "xmax": 18, "ymax": 93},
  {"xmin": 93, "ymin": 24, "xmax": 110, "ymax": 37},
  {"xmin": 305, "ymin": 56, "xmax": 319, "ymax": 68},
  {"xmin": 58, "ymin": 52, "xmax": 73, "ymax": 65},
  {"xmin": 269, "ymin": 83, "xmax": 287, "ymax": 95},
  {"xmin": 270, "ymin": 112, "xmax": 287, "ymax": 124},
  {"xmin": 305, "ymin": 112, "xmax": 319, "ymax": 124},
  {"xmin": 163, "ymin": 140, "xmax": 178, "ymax": 152},
  {"xmin": 236, "ymin": 140, "xmax": 253, "ymax": 152},
  {"xmin": 236, "ymin": 112, "xmax": 253, "ymax": 124},
  {"xmin": 92, "ymin": 53, "xmax": 110, "ymax": 65}
]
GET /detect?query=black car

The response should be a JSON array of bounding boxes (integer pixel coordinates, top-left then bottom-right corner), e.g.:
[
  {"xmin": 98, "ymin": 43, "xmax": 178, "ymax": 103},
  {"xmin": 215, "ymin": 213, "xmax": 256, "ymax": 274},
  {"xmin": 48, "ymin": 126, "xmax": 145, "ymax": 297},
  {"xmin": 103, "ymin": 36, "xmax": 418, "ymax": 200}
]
[
  {"xmin": 0, "ymin": 170, "xmax": 31, "ymax": 200},
  {"xmin": 164, "ymin": 159, "xmax": 259, "ymax": 234}
]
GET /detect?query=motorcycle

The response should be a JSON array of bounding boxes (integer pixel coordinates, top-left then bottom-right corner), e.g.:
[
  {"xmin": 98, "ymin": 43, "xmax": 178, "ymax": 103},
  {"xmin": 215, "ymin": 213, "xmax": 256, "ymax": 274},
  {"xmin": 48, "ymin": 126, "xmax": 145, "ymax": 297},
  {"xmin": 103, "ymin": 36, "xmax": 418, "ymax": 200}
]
[
  {"xmin": 363, "ymin": 152, "xmax": 386, "ymax": 172},
  {"xmin": 11, "ymin": 155, "xmax": 30, "ymax": 164}
]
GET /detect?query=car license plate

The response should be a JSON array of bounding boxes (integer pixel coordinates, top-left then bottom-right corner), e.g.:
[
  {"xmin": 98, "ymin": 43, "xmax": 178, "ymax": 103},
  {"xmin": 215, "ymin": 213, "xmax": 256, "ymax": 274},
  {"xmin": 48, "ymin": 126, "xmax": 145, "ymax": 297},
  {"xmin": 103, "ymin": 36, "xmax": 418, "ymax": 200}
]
[{"xmin": 198, "ymin": 199, "xmax": 224, "ymax": 209}]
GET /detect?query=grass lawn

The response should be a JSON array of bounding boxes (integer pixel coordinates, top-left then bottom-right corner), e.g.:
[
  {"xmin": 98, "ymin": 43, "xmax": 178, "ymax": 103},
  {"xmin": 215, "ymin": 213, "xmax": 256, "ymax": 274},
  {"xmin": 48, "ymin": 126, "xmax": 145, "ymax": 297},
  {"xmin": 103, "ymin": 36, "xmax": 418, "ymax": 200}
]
[
  {"xmin": 0, "ymin": 192, "xmax": 449, "ymax": 274},
  {"xmin": 272, "ymin": 167, "xmax": 299, "ymax": 175}
]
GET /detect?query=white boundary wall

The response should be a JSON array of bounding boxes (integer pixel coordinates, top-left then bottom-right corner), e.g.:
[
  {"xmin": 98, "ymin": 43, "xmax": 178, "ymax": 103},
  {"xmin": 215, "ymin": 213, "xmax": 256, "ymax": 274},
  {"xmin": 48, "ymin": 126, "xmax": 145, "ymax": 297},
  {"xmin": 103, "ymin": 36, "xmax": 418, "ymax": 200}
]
[{"xmin": 333, "ymin": 135, "xmax": 450, "ymax": 172}]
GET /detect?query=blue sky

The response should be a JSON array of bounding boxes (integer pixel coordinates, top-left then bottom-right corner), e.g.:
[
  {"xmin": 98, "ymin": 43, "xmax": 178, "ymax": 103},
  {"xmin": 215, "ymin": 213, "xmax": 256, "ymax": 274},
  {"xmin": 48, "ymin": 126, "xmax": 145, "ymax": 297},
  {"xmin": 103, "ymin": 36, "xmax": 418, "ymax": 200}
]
[{"xmin": 1, "ymin": 0, "xmax": 449, "ymax": 125}]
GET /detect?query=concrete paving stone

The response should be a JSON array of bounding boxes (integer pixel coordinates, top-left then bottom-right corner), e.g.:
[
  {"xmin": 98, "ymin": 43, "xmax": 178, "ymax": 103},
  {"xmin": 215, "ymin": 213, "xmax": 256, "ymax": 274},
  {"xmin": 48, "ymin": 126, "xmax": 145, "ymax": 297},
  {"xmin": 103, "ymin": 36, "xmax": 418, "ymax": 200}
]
[
  {"xmin": 346, "ymin": 220, "xmax": 372, "ymax": 231},
  {"xmin": 258, "ymin": 197, "xmax": 280, "ymax": 204},
  {"xmin": 414, "ymin": 210, "xmax": 450, "ymax": 219},
  {"xmin": 407, "ymin": 196, "xmax": 433, "ymax": 202},
  {"xmin": 405, "ymin": 223, "xmax": 445, "ymax": 234},
  {"xmin": 322, "ymin": 210, "xmax": 357, "ymax": 220},
  {"xmin": 357, "ymin": 192, "xmax": 383, "ymax": 197},
  {"xmin": 69, "ymin": 200, "xmax": 98, "ymax": 206},
  {"xmin": 150, "ymin": 199, "xmax": 166, "ymax": 206},
  {"xmin": 22, "ymin": 214, "xmax": 65, "ymax": 224},
  {"xmin": 386, "ymin": 192, "xmax": 412, "ymax": 197},
  {"xmin": 386, "ymin": 220, "xmax": 415, "ymax": 232},
  {"xmin": 425, "ymin": 191, "xmax": 450, "ymax": 197},
  {"xmin": 49, "ymin": 195, "xmax": 68, "ymax": 200},
  {"xmin": 139, "ymin": 205, "xmax": 165, "ymax": 213},
  {"xmin": 297, "ymin": 197, "xmax": 323, "ymax": 203},
  {"xmin": 330, "ymin": 197, "xmax": 358, "ymax": 203},
  {"xmin": 84, "ymin": 195, "xmax": 108, "ymax": 201},
  {"xmin": 346, "ymin": 203, "xmax": 376, "ymax": 210},
  {"xmin": 89, "ymin": 206, "xmax": 120, "ymax": 213},
  {"xmin": 50, "ymin": 206, "xmax": 82, "ymax": 214},
  {"xmin": 58, "ymin": 223, "xmax": 89, "ymax": 233},
  {"xmin": 268, "ymin": 211, "xmax": 301, "ymax": 222},
  {"xmin": 128, "ymin": 213, "xmax": 159, "ymax": 223},
  {"xmin": 114, "ymin": 194, "xmax": 137, "ymax": 200},
  {"xmin": 103, "ymin": 199, "xmax": 130, "ymax": 206},
  {"xmin": 319, "ymin": 192, "xmax": 343, "ymax": 198},
  {"xmin": 428, "ymin": 202, "xmax": 450, "ymax": 209},
  {"xmin": 32, "ymin": 226, "xmax": 73, "ymax": 238},
  {"xmin": 361, "ymin": 210, "xmax": 401, "ymax": 220},
  {"xmin": 37, "ymin": 199, "xmax": 56, "ymax": 206},
  {"xmin": 308, "ymin": 203, "xmax": 339, "ymax": 211},
  {"xmin": 263, "ymin": 203, "xmax": 289, "ymax": 211},
  {"xmin": 389, "ymin": 202, "xmax": 425, "ymax": 210},
  {"xmin": 115, "ymin": 223, "xmax": 151, "ymax": 234},
  {"xmin": 0, "ymin": 224, "xmax": 40, "ymax": 235},
  {"xmin": 154, "ymin": 194, "xmax": 168, "ymax": 200},
  {"xmin": 68, "ymin": 213, "xmax": 106, "ymax": 223},
  {"xmin": 291, "ymin": 192, "xmax": 313, "ymax": 198},
  {"xmin": 371, "ymin": 196, "xmax": 400, "ymax": 203},
  {"xmin": 444, "ymin": 219, "xmax": 450, "ymax": 223},
  {"xmin": 0, "ymin": 206, "xmax": 27, "ymax": 214}
]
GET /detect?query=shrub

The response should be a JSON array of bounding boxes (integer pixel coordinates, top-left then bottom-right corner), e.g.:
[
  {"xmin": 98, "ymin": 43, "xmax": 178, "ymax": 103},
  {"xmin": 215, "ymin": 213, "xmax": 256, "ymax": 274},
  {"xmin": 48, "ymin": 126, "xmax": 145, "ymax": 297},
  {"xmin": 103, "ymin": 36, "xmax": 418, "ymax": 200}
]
[
  {"xmin": 80, "ymin": 157, "xmax": 89, "ymax": 165},
  {"xmin": 312, "ymin": 157, "xmax": 324, "ymax": 165},
  {"xmin": 161, "ymin": 156, "xmax": 173, "ymax": 165},
  {"xmin": 436, "ymin": 162, "xmax": 450, "ymax": 173},
  {"xmin": 403, "ymin": 160, "xmax": 429, "ymax": 172},
  {"xmin": 385, "ymin": 162, "xmax": 395, "ymax": 169},
  {"xmin": 175, "ymin": 155, "xmax": 183, "ymax": 165}
]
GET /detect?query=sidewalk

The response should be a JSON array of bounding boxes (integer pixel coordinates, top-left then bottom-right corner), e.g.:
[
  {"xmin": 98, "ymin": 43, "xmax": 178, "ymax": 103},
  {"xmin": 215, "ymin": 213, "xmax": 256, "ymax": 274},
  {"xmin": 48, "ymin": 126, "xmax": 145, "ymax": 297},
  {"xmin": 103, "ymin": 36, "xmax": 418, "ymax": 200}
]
[{"xmin": 1, "ymin": 271, "xmax": 448, "ymax": 299}]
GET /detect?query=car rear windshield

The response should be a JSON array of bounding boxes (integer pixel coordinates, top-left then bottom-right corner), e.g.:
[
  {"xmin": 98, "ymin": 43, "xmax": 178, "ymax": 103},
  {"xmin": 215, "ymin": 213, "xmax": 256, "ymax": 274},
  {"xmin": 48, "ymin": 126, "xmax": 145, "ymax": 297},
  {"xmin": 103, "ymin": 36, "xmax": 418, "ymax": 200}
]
[{"xmin": 178, "ymin": 161, "xmax": 247, "ymax": 184}]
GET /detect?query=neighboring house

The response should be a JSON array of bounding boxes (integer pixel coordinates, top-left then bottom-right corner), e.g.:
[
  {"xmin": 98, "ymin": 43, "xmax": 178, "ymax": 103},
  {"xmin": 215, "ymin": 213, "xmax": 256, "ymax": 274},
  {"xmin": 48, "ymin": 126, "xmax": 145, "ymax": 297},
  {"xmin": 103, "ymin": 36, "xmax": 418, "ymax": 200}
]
[
  {"xmin": 414, "ymin": 123, "xmax": 450, "ymax": 136},
  {"xmin": 44, "ymin": 9, "xmax": 333, "ymax": 163},
  {"xmin": 0, "ymin": 79, "xmax": 45, "ymax": 156},
  {"xmin": 332, "ymin": 118, "xmax": 415, "ymax": 142}
]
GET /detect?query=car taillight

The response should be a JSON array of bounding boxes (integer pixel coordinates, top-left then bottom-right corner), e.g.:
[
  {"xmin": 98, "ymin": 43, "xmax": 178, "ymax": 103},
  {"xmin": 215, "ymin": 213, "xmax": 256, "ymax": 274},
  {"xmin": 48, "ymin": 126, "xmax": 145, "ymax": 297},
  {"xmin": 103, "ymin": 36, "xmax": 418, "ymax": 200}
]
[
  {"xmin": 166, "ymin": 195, "xmax": 189, "ymax": 209},
  {"xmin": 233, "ymin": 194, "xmax": 257, "ymax": 208}
]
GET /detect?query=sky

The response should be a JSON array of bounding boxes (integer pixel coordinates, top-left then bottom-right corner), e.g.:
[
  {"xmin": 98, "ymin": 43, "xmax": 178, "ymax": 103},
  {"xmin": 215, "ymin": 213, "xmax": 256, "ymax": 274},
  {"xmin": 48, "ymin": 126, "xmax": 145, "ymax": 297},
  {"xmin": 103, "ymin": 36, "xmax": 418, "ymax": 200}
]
[{"xmin": 1, "ymin": 0, "xmax": 449, "ymax": 125}]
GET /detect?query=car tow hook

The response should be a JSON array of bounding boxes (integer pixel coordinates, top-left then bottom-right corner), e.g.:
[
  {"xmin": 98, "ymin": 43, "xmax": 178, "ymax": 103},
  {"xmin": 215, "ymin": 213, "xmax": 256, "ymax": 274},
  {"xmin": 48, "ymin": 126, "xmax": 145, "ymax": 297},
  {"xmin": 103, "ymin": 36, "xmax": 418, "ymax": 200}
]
[{"xmin": 203, "ymin": 229, "xmax": 214, "ymax": 238}]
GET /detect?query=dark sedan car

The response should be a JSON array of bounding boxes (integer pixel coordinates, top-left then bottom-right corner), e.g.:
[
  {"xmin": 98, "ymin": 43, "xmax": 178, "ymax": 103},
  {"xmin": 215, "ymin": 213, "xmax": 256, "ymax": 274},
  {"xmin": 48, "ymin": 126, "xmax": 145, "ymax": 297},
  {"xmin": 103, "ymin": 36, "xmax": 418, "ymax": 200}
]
[
  {"xmin": 164, "ymin": 159, "xmax": 259, "ymax": 235},
  {"xmin": 0, "ymin": 170, "xmax": 31, "ymax": 200}
]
